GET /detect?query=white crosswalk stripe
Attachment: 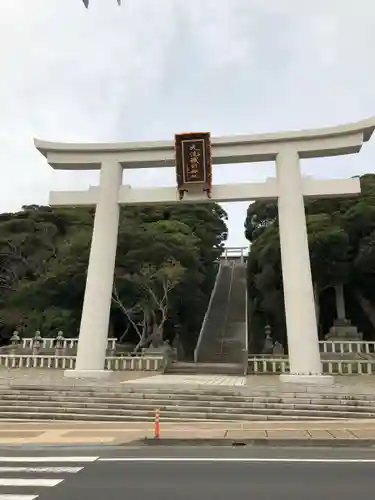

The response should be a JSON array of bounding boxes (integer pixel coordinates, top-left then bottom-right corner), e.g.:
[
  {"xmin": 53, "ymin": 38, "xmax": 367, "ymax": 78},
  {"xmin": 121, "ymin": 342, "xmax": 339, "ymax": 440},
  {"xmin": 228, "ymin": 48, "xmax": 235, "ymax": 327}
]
[
  {"xmin": 0, "ymin": 456, "xmax": 98, "ymax": 499},
  {"xmin": 0, "ymin": 493, "xmax": 39, "ymax": 499},
  {"xmin": 0, "ymin": 479, "xmax": 63, "ymax": 487},
  {"xmin": 0, "ymin": 457, "xmax": 98, "ymax": 463},
  {"xmin": 0, "ymin": 468, "xmax": 83, "ymax": 474}
]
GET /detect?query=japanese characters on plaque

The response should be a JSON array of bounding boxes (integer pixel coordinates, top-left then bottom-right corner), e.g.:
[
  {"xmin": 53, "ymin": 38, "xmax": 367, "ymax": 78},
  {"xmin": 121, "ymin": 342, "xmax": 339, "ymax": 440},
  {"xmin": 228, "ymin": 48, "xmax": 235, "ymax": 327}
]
[{"xmin": 174, "ymin": 132, "xmax": 212, "ymax": 200}]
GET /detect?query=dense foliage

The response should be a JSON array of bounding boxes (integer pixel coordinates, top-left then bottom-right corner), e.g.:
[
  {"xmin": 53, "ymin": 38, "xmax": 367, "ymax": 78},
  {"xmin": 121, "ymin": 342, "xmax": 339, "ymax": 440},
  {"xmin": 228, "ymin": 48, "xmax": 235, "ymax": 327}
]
[
  {"xmin": 245, "ymin": 174, "xmax": 375, "ymax": 353},
  {"xmin": 0, "ymin": 203, "xmax": 228, "ymax": 357}
]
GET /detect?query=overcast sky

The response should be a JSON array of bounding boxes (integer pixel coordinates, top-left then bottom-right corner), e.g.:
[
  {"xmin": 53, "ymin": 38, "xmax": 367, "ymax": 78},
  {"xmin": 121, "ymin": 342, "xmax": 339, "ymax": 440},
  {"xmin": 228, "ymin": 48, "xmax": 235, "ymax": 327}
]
[{"xmin": 0, "ymin": 0, "xmax": 374, "ymax": 247}]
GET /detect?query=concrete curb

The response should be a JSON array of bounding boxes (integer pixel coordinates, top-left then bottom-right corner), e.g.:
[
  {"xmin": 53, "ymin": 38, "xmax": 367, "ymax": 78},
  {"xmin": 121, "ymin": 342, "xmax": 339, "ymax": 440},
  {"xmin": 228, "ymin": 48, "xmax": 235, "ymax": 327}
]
[{"xmin": 136, "ymin": 438, "xmax": 375, "ymax": 448}]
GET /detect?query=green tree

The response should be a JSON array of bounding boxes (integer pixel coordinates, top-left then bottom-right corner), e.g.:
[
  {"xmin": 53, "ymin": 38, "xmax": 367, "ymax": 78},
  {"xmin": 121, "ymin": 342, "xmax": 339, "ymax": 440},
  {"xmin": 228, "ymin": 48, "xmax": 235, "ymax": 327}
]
[
  {"xmin": 112, "ymin": 218, "xmax": 201, "ymax": 352},
  {"xmin": 245, "ymin": 174, "xmax": 375, "ymax": 352},
  {"xmin": 0, "ymin": 202, "xmax": 227, "ymax": 357}
]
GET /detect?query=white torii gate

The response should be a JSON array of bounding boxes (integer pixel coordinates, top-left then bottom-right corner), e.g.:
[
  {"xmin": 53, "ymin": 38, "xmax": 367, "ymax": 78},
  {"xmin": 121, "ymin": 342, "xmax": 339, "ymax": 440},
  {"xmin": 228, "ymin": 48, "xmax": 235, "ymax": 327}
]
[{"xmin": 35, "ymin": 117, "xmax": 375, "ymax": 384}]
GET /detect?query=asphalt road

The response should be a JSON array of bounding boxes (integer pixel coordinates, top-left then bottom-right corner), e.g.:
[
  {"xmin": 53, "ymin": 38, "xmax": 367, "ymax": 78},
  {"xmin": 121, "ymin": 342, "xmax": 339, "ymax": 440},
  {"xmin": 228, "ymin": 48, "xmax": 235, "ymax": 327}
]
[
  {"xmin": 5, "ymin": 446, "xmax": 369, "ymax": 500},
  {"xmin": 1, "ymin": 446, "xmax": 375, "ymax": 499},
  {"xmin": 45, "ymin": 456, "xmax": 375, "ymax": 500}
]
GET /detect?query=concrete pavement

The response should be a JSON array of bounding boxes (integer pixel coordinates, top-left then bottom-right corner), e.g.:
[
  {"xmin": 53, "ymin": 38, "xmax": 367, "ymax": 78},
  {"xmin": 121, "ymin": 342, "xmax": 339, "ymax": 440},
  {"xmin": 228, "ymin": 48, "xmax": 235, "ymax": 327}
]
[{"xmin": 3, "ymin": 420, "xmax": 375, "ymax": 446}]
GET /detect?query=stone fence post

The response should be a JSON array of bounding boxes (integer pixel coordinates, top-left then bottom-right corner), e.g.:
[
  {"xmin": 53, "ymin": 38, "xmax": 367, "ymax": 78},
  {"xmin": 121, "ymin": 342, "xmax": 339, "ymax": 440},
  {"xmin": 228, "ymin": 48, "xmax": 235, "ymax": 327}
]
[
  {"xmin": 9, "ymin": 331, "xmax": 20, "ymax": 355},
  {"xmin": 55, "ymin": 331, "xmax": 65, "ymax": 356},
  {"xmin": 32, "ymin": 330, "xmax": 42, "ymax": 356}
]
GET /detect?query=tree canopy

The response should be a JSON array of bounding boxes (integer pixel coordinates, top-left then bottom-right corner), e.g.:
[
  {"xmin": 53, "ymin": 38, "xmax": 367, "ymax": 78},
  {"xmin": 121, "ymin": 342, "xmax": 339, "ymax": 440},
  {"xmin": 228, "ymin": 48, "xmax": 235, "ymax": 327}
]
[
  {"xmin": 245, "ymin": 174, "xmax": 375, "ymax": 352},
  {"xmin": 0, "ymin": 203, "xmax": 228, "ymax": 357}
]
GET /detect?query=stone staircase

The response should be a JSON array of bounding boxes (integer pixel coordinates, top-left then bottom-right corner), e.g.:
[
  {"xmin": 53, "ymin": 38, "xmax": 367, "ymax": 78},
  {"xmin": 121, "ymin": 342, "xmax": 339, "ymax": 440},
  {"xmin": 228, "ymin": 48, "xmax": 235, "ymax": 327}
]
[
  {"xmin": 1, "ymin": 385, "xmax": 375, "ymax": 421},
  {"xmin": 195, "ymin": 264, "xmax": 233, "ymax": 363},
  {"xmin": 191, "ymin": 260, "xmax": 247, "ymax": 375},
  {"xmin": 166, "ymin": 362, "xmax": 242, "ymax": 375},
  {"xmin": 220, "ymin": 264, "xmax": 247, "ymax": 364}
]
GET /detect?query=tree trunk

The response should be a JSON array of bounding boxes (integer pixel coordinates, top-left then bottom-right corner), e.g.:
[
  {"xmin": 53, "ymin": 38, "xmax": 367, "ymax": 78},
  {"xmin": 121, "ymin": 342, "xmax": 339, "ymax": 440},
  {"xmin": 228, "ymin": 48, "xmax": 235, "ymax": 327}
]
[
  {"xmin": 150, "ymin": 324, "xmax": 163, "ymax": 347},
  {"xmin": 133, "ymin": 312, "xmax": 151, "ymax": 352},
  {"xmin": 357, "ymin": 292, "xmax": 375, "ymax": 329}
]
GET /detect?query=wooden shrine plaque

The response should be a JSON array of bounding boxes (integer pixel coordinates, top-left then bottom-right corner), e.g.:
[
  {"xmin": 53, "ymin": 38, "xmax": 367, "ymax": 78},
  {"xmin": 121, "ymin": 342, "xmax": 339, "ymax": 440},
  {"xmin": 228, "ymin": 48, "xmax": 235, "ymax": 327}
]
[{"xmin": 175, "ymin": 132, "xmax": 212, "ymax": 199}]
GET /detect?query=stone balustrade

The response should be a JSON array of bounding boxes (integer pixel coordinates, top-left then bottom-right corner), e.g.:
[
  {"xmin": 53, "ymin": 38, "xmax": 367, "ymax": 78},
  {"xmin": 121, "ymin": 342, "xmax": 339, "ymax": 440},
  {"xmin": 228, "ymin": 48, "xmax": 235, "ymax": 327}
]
[
  {"xmin": 319, "ymin": 340, "xmax": 375, "ymax": 354},
  {"xmin": 0, "ymin": 354, "xmax": 162, "ymax": 371},
  {"xmin": 19, "ymin": 337, "xmax": 117, "ymax": 351},
  {"xmin": 248, "ymin": 341, "xmax": 375, "ymax": 375},
  {"xmin": 248, "ymin": 356, "xmax": 375, "ymax": 375}
]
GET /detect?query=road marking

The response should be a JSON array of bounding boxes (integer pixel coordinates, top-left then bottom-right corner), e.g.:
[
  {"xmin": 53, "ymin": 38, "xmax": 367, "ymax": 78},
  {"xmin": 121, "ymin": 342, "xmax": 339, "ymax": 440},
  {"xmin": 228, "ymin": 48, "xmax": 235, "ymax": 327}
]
[
  {"xmin": 0, "ymin": 496, "xmax": 38, "ymax": 500},
  {"xmin": 0, "ymin": 467, "xmax": 83, "ymax": 474},
  {"xmin": 99, "ymin": 457, "xmax": 375, "ymax": 463},
  {"xmin": 0, "ymin": 457, "xmax": 98, "ymax": 463},
  {"xmin": 0, "ymin": 478, "xmax": 63, "ymax": 487}
]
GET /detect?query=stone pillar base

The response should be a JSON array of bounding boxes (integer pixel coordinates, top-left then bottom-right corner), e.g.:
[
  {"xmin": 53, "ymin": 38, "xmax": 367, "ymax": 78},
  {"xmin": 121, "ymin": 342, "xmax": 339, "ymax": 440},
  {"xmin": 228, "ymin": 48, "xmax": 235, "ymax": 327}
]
[
  {"xmin": 279, "ymin": 374, "xmax": 334, "ymax": 385},
  {"xmin": 64, "ymin": 369, "xmax": 112, "ymax": 379},
  {"xmin": 326, "ymin": 323, "xmax": 363, "ymax": 342}
]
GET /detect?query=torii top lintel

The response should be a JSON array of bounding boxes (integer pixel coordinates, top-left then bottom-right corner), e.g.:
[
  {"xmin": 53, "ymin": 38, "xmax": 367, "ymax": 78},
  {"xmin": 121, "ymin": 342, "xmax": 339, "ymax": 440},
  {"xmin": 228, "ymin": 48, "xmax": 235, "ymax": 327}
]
[{"xmin": 34, "ymin": 117, "xmax": 375, "ymax": 171}]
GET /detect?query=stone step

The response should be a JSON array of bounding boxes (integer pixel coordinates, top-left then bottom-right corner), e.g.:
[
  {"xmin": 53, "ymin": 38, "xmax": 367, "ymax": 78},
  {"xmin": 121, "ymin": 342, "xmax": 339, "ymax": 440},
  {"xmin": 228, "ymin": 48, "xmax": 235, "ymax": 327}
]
[
  {"xmin": 1, "ymin": 387, "xmax": 375, "ymax": 402},
  {"xmin": 165, "ymin": 363, "xmax": 244, "ymax": 375},
  {"xmin": 0, "ymin": 406, "xmax": 363, "ymax": 421},
  {"xmin": 0, "ymin": 406, "xmax": 275, "ymax": 420},
  {"xmin": 166, "ymin": 370, "xmax": 245, "ymax": 375},
  {"xmin": 0, "ymin": 412, "xmax": 231, "ymax": 422},
  {"xmin": 8, "ymin": 382, "xmax": 370, "ymax": 397},
  {"xmin": 1, "ymin": 393, "xmax": 363, "ymax": 406},
  {"xmin": 0, "ymin": 383, "xmax": 367, "ymax": 396},
  {"xmin": 0, "ymin": 411, "xmax": 336, "ymax": 422},
  {"xmin": 0, "ymin": 404, "xmax": 373, "ymax": 420},
  {"xmin": 0, "ymin": 382, "xmax": 373, "ymax": 422},
  {"xmin": 1, "ymin": 396, "xmax": 375, "ymax": 413}
]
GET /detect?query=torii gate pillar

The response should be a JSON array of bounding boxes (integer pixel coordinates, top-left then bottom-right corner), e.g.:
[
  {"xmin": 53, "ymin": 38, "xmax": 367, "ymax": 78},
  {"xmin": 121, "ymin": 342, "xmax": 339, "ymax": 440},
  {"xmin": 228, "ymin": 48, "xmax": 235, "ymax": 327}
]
[
  {"xmin": 34, "ymin": 117, "xmax": 375, "ymax": 384},
  {"xmin": 75, "ymin": 160, "xmax": 122, "ymax": 377}
]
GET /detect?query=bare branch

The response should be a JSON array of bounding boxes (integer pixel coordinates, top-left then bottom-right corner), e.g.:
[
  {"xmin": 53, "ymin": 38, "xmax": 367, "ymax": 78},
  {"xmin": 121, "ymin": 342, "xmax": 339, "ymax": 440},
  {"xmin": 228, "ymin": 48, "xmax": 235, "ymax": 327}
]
[
  {"xmin": 112, "ymin": 283, "xmax": 142, "ymax": 339},
  {"xmin": 118, "ymin": 322, "xmax": 131, "ymax": 343}
]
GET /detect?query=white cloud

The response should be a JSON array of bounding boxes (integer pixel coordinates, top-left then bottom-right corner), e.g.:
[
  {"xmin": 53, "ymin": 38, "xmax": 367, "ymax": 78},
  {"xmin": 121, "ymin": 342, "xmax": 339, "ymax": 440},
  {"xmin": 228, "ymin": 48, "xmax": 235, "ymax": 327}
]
[{"xmin": 0, "ymin": 0, "xmax": 375, "ymax": 246}]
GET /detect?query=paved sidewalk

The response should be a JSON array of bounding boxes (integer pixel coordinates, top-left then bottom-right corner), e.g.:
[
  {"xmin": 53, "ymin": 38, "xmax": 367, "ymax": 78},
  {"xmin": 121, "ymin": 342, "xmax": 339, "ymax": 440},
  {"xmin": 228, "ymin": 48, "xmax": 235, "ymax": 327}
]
[{"xmin": 2, "ymin": 420, "xmax": 375, "ymax": 446}]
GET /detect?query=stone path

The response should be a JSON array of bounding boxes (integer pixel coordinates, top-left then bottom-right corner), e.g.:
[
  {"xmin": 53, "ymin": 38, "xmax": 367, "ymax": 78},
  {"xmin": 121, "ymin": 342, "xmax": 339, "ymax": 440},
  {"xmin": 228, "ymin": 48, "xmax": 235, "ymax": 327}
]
[
  {"xmin": 0, "ymin": 368, "xmax": 150, "ymax": 387},
  {"xmin": 122, "ymin": 374, "xmax": 246, "ymax": 387},
  {"xmin": 2, "ymin": 369, "xmax": 375, "ymax": 395}
]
